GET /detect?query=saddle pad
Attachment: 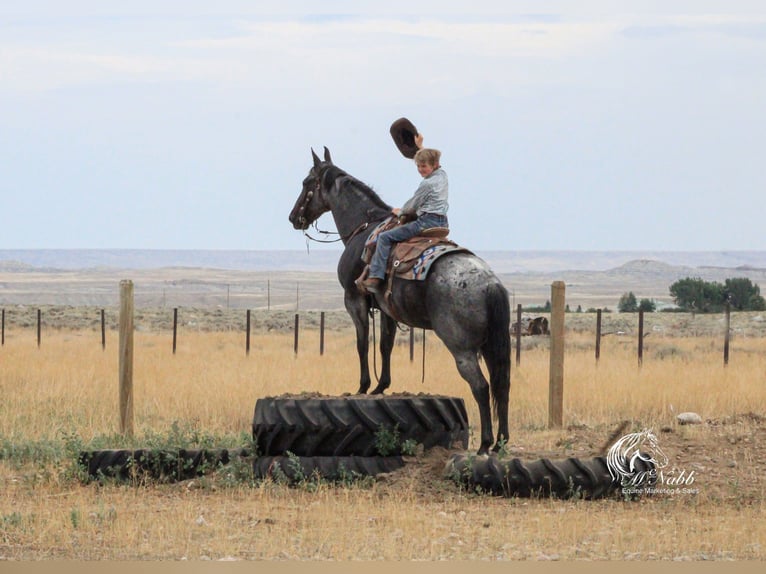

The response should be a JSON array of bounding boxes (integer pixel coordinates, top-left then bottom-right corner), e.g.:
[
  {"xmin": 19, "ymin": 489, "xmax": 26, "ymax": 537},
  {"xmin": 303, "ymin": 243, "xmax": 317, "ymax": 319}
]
[{"xmin": 392, "ymin": 238, "xmax": 470, "ymax": 281}]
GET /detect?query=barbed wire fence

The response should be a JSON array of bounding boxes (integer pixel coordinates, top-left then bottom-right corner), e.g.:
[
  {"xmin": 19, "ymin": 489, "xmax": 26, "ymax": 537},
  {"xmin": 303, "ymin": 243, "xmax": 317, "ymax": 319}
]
[{"xmin": 0, "ymin": 286, "xmax": 757, "ymax": 367}]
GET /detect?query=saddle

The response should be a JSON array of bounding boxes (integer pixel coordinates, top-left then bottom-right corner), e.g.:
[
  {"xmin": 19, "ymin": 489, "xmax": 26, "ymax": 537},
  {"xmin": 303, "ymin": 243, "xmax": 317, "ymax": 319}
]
[{"xmin": 359, "ymin": 217, "xmax": 467, "ymax": 294}]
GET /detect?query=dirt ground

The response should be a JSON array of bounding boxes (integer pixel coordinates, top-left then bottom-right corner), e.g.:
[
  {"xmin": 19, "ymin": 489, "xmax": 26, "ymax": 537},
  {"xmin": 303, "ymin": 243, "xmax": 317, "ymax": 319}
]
[{"xmin": 376, "ymin": 412, "xmax": 766, "ymax": 505}]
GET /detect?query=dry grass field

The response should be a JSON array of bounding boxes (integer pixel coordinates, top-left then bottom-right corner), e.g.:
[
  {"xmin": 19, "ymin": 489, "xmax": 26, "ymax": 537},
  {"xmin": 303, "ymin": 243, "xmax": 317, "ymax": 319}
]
[{"xmin": 1, "ymin": 310, "xmax": 766, "ymax": 560}]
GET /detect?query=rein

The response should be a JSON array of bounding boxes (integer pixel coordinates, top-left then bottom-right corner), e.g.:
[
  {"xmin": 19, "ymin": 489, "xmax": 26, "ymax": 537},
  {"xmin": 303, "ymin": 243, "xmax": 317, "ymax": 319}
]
[{"xmin": 303, "ymin": 220, "xmax": 370, "ymax": 245}]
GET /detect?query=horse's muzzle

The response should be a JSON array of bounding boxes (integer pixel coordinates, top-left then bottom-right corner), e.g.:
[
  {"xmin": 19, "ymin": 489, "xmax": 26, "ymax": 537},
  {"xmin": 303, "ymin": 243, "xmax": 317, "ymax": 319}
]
[{"xmin": 288, "ymin": 211, "xmax": 308, "ymax": 230}]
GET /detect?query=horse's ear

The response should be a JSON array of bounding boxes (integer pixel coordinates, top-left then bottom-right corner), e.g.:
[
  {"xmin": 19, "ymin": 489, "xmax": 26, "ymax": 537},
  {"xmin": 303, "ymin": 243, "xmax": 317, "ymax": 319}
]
[
  {"xmin": 311, "ymin": 148, "xmax": 321, "ymax": 169},
  {"xmin": 323, "ymin": 146, "xmax": 333, "ymax": 164}
]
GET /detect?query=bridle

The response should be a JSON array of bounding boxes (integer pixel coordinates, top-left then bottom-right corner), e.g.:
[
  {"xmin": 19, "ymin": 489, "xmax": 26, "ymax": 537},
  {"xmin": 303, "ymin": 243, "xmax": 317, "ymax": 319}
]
[
  {"xmin": 294, "ymin": 173, "xmax": 321, "ymax": 231},
  {"xmin": 298, "ymin": 168, "xmax": 372, "ymax": 247}
]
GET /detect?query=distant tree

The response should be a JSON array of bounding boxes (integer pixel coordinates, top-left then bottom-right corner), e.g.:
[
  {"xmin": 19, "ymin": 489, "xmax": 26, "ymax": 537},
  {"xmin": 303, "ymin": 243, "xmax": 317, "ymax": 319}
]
[
  {"xmin": 638, "ymin": 298, "xmax": 657, "ymax": 312},
  {"xmin": 749, "ymin": 294, "xmax": 766, "ymax": 311},
  {"xmin": 523, "ymin": 301, "xmax": 551, "ymax": 313},
  {"xmin": 576, "ymin": 305, "xmax": 583, "ymax": 313},
  {"xmin": 669, "ymin": 277, "xmax": 726, "ymax": 312},
  {"xmin": 724, "ymin": 278, "xmax": 766, "ymax": 311},
  {"xmin": 669, "ymin": 277, "xmax": 765, "ymax": 312},
  {"xmin": 618, "ymin": 292, "xmax": 638, "ymax": 313}
]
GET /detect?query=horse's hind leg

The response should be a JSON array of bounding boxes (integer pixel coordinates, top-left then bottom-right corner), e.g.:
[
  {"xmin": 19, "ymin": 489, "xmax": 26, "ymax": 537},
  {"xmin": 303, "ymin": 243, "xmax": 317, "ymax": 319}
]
[
  {"xmin": 370, "ymin": 312, "xmax": 396, "ymax": 394},
  {"xmin": 452, "ymin": 350, "xmax": 494, "ymax": 455}
]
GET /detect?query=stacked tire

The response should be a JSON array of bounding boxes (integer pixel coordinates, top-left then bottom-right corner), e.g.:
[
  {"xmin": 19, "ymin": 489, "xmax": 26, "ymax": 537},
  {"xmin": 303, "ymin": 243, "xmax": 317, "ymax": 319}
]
[
  {"xmin": 252, "ymin": 394, "xmax": 470, "ymax": 483},
  {"xmin": 78, "ymin": 448, "xmax": 249, "ymax": 482}
]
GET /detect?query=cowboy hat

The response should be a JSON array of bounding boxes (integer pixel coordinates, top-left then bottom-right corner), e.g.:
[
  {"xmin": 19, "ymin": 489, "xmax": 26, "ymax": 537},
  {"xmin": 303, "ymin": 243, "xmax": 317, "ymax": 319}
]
[{"xmin": 389, "ymin": 117, "xmax": 420, "ymax": 158}]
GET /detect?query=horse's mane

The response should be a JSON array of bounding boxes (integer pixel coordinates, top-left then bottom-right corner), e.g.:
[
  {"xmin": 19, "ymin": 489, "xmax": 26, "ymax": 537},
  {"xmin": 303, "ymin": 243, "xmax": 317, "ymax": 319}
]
[{"xmin": 325, "ymin": 164, "xmax": 392, "ymax": 212}]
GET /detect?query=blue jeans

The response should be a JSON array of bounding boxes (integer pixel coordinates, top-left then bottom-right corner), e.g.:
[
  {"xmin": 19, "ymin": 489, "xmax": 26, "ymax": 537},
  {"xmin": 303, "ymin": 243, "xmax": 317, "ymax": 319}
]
[{"xmin": 368, "ymin": 213, "xmax": 449, "ymax": 279}]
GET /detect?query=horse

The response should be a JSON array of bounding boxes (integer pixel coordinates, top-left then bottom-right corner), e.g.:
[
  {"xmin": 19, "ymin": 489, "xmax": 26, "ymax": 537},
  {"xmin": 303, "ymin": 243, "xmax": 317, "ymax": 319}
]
[{"xmin": 288, "ymin": 147, "xmax": 511, "ymax": 454}]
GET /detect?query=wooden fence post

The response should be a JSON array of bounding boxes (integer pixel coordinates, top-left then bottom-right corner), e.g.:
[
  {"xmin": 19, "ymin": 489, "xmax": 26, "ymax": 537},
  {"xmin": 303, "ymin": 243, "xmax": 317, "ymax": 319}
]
[
  {"xmin": 595, "ymin": 309, "xmax": 602, "ymax": 363},
  {"xmin": 548, "ymin": 281, "xmax": 565, "ymax": 429},
  {"xmin": 246, "ymin": 309, "xmax": 251, "ymax": 356},
  {"xmin": 515, "ymin": 304, "xmax": 522, "ymax": 366},
  {"xmin": 724, "ymin": 302, "xmax": 731, "ymax": 366},
  {"xmin": 1, "ymin": 308, "xmax": 4, "ymax": 346},
  {"xmin": 172, "ymin": 307, "xmax": 178, "ymax": 354},
  {"xmin": 101, "ymin": 309, "xmax": 106, "ymax": 350},
  {"xmin": 119, "ymin": 280, "xmax": 134, "ymax": 437},
  {"xmin": 37, "ymin": 309, "xmax": 41, "ymax": 348},
  {"xmin": 294, "ymin": 313, "xmax": 299, "ymax": 355},
  {"xmin": 320, "ymin": 311, "xmax": 325, "ymax": 356},
  {"xmin": 638, "ymin": 309, "xmax": 644, "ymax": 367}
]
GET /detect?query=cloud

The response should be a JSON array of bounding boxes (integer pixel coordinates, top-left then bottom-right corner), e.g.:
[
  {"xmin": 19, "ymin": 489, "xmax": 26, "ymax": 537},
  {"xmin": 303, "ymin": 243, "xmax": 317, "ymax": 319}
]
[
  {"xmin": 0, "ymin": 14, "xmax": 620, "ymax": 99},
  {"xmin": 621, "ymin": 13, "xmax": 766, "ymax": 41},
  {"xmin": 165, "ymin": 17, "xmax": 621, "ymax": 105},
  {"xmin": 185, "ymin": 17, "xmax": 613, "ymax": 57}
]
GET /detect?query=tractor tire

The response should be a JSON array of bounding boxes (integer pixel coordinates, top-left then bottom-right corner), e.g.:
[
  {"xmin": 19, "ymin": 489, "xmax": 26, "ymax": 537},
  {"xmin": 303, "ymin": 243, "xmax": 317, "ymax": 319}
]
[
  {"xmin": 78, "ymin": 448, "xmax": 245, "ymax": 482},
  {"xmin": 253, "ymin": 455, "xmax": 405, "ymax": 483},
  {"xmin": 445, "ymin": 454, "xmax": 649, "ymax": 500},
  {"xmin": 252, "ymin": 394, "xmax": 469, "ymax": 457},
  {"xmin": 78, "ymin": 450, "xmax": 135, "ymax": 480}
]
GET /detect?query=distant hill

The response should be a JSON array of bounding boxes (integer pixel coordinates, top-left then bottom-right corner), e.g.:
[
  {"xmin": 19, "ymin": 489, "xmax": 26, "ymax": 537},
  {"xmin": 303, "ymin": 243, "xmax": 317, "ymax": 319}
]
[
  {"xmin": 0, "ymin": 249, "xmax": 341, "ymax": 272},
  {"xmin": 2, "ymin": 249, "xmax": 766, "ymax": 273},
  {"xmin": 2, "ymin": 250, "xmax": 766, "ymax": 310}
]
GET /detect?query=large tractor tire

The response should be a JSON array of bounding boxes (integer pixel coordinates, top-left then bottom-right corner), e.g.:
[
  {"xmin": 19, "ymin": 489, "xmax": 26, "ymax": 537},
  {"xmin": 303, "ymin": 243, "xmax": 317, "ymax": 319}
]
[
  {"xmin": 445, "ymin": 453, "xmax": 653, "ymax": 500},
  {"xmin": 252, "ymin": 394, "xmax": 469, "ymax": 457},
  {"xmin": 253, "ymin": 455, "xmax": 405, "ymax": 483},
  {"xmin": 78, "ymin": 448, "xmax": 246, "ymax": 482}
]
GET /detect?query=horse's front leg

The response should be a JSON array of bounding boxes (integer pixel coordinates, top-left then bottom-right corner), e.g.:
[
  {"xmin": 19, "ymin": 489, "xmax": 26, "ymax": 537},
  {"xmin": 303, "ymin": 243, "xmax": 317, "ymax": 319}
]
[
  {"xmin": 345, "ymin": 292, "xmax": 372, "ymax": 394},
  {"xmin": 371, "ymin": 312, "xmax": 396, "ymax": 394}
]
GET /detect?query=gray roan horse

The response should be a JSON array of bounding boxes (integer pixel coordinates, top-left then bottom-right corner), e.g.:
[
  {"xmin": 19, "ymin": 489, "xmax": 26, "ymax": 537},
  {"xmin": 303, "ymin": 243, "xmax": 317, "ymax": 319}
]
[{"xmin": 288, "ymin": 147, "xmax": 510, "ymax": 454}]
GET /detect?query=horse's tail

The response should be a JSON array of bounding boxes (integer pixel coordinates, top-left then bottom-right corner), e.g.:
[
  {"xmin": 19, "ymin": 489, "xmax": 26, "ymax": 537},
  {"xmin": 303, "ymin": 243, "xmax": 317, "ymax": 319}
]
[{"xmin": 481, "ymin": 281, "xmax": 511, "ymax": 425}]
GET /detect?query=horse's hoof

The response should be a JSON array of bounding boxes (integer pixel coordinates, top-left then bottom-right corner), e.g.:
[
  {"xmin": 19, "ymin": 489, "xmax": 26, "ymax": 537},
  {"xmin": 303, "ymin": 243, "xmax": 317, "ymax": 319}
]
[{"xmin": 370, "ymin": 385, "xmax": 388, "ymax": 395}]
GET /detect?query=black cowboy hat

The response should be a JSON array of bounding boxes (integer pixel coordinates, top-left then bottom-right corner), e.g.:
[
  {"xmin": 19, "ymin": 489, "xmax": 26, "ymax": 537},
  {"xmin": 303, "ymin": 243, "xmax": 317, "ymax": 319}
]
[{"xmin": 389, "ymin": 117, "xmax": 420, "ymax": 158}]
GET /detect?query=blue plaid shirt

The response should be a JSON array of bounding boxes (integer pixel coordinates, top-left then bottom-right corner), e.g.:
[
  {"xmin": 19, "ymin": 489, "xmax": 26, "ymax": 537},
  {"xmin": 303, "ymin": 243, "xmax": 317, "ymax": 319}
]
[{"xmin": 401, "ymin": 168, "xmax": 449, "ymax": 216}]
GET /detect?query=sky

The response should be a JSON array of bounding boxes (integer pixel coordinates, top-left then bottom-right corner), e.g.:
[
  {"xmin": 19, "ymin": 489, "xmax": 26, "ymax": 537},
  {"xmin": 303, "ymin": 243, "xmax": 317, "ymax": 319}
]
[{"xmin": 1, "ymin": 1, "xmax": 765, "ymax": 252}]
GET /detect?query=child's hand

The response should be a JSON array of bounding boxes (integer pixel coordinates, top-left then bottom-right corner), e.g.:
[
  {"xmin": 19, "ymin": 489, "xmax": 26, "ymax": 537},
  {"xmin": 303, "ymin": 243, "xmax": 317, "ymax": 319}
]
[{"xmin": 415, "ymin": 133, "xmax": 424, "ymax": 149}]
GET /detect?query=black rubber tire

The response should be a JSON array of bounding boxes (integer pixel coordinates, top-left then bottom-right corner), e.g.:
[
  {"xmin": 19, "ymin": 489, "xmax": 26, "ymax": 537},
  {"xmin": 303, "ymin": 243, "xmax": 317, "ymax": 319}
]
[
  {"xmin": 252, "ymin": 395, "xmax": 469, "ymax": 457},
  {"xmin": 253, "ymin": 455, "xmax": 405, "ymax": 482},
  {"xmin": 78, "ymin": 450, "xmax": 135, "ymax": 480},
  {"xmin": 444, "ymin": 454, "xmax": 649, "ymax": 500},
  {"xmin": 78, "ymin": 448, "xmax": 247, "ymax": 481}
]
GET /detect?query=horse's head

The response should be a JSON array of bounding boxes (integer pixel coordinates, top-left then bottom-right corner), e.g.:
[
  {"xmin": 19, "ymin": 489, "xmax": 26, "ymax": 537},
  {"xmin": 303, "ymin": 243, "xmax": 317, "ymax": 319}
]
[{"xmin": 289, "ymin": 147, "xmax": 334, "ymax": 231}]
